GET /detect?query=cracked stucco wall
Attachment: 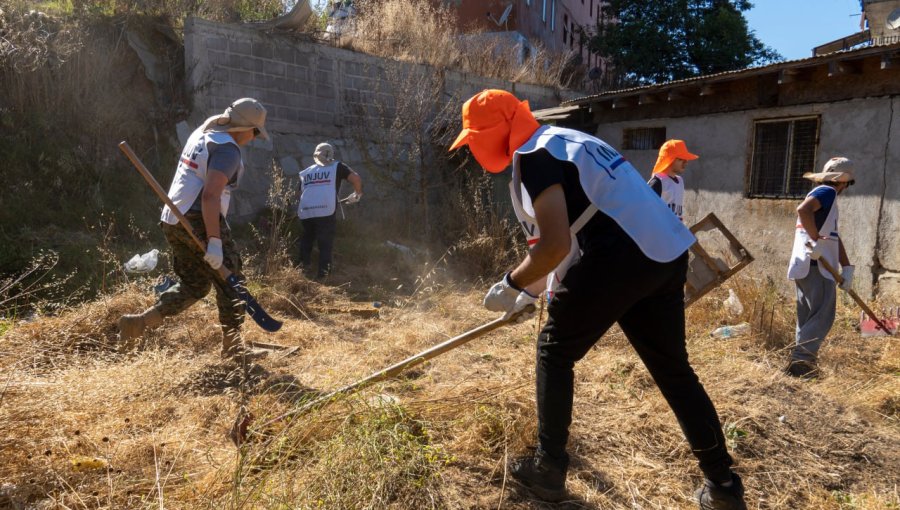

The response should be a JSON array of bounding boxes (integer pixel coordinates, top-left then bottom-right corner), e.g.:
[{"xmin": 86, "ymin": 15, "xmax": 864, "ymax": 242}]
[
  {"xmin": 595, "ymin": 95, "xmax": 900, "ymax": 299},
  {"xmin": 874, "ymin": 95, "xmax": 900, "ymax": 297}
]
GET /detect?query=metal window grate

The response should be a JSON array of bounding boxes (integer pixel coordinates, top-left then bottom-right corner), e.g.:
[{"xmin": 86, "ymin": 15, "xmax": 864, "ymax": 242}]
[
  {"xmin": 623, "ymin": 127, "xmax": 666, "ymax": 150},
  {"xmin": 749, "ymin": 117, "xmax": 819, "ymax": 198}
]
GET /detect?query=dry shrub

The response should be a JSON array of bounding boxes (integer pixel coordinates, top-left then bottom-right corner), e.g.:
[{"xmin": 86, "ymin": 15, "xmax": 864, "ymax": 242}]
[
  {"xmin": 445, "ymin": 169, "xmax": 523, "ymax": 279},
  {"xmin": 341, "ymin": 0, "xmax": 575, "ymax": 88},
  {"xmin": 0, "ymin": 6, "xmax": 80, "ymax": 71},
  {"xmin": 347, "ymin": 0, "xmax": 460, "ymax": 68}
]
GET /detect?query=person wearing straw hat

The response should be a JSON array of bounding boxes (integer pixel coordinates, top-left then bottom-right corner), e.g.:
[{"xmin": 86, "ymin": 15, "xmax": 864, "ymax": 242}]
[
  {"xmin": 118, "ymin": 98, "xmax": 269, "ymax": 360},
  {"xmin": 786, "ymin": 157, "xmax": 856, "ymax": 379},
  {"xmin": 648, "ymin": 139, "xmax": 699, "ymax": 222},
  {"xmin": 449, "ymin": 89, "xmax": 746, "ymax": 509},
  {"xmin": 296, "ymin": 142, "xmax": 363, "ymax": 279}
]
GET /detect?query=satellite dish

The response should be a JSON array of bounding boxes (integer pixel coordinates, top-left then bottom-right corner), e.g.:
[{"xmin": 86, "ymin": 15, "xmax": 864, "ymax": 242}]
[
  {"xmin": 887, "ymin": 8, "xmax": 900, "ymax": 31},
  {"xmin": 268, "ymin": 0, "xmax": 313, "ymax": 30},
  {"xmin": 498, "ymin": 4, "xmax": 513, "ymax": 25},
  {"xmin": 487, "ymin": 4, "xmax": 513, "ymax": 28}
]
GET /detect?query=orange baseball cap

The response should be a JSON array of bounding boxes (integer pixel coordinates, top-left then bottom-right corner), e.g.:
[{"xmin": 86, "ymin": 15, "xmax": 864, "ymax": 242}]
[
  {"xmin": 449, "ymin": 89, "xmax": 540, "ymax": 173},
  {"xmin": 652, "ymin": 139, "xmax": 698, "ymax": 174}
]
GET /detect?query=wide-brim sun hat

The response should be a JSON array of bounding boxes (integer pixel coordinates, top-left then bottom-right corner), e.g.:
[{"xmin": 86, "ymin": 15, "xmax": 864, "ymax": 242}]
[
  {"xmin": 313, "ymin": 142, "xmax": 335, "ymax": 166},
  {"xmin": 448, "ymin": 89, "xmax": 541, "ymax": 173},
  {"xmin": 652, "ymin": 139, "xmax": 699, "ymax": 174},
  {"xmin": 201, "ymin": 98, "xmax": 269, "ymax": 140},
  {"xmin": 803, "ymin": 156, "xmax": 855, "ymax": 184}
]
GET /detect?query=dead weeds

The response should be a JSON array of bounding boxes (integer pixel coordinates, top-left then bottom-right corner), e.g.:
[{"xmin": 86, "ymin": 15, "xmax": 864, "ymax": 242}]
[{"xmin": 0, "ymin": 272, "xmax": 897, "ymax": 509}]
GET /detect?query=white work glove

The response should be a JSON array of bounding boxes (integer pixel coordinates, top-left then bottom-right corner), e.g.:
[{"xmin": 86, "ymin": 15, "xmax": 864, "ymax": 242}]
[
  {"xmin": 805, "ymin": 240, "xmax": 825, "ymax": 260},
  {"xmin": 344, "ymin": 191, "xmax": 362, "ymax": 204},
  {"xmin": 204, "ymin": 237, "xmax": 224, "ymax": 270},
  {"xmin": 484, "ymin": 273, "xmax": 537, "ymax": 323},
  {"xmin": 504, "ymin": 292, "xmax": 537, "ymax": 323},
  {"xmin": 839, "ymin": 265, "xmax": 854, "ymax": 291}
]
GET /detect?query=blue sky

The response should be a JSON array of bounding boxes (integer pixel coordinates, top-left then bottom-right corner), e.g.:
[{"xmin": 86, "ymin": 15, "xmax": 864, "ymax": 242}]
[{"xmin": 744, "ymin": 0, "xmax": 864, "ymax": 60}]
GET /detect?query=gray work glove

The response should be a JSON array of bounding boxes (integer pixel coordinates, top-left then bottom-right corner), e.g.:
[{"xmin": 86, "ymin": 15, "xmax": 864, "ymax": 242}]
[
  {"xmin": 484, "ymin": 273, "xmax": 537, "ymax": 323},
  {"xmin": 204, "ymin": 237, "xmax": 224, "ymax": 270}
]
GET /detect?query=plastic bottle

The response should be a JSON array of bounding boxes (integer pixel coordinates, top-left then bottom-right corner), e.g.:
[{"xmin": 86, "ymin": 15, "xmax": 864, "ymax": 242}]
[{"xmin": 710, "ymin": 322, "xmax": 750, "ymax": 339}]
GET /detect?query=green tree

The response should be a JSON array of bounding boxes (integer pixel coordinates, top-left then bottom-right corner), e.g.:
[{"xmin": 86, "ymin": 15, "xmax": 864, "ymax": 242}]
[{"xmin": 590, "ymin": 0, "xmax": 781, "ymax": 86}]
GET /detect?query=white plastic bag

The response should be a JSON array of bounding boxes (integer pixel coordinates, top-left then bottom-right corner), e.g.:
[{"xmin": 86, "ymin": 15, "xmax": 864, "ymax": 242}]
[
  {"xmin": 724, "ymin": 289, "xmax": 744, "ymax": 317},
  {"xmin": 124, "ymin": 249, "xmax": 160, "ymax": 273}
]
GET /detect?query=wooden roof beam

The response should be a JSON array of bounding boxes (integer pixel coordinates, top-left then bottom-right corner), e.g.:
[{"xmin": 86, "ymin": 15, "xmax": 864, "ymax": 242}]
[
  {"xmin": 638, "ymin": 93, "xmax": 658, "ymax": 105},
  {"xmin": 827, "ymin": 59, "xmax": 861, "ymax": 77},
  {"xmin": 612, "ymin": 97, "xmax": 636, "ymax": 109},
  {"xmin": 777, "ymin": 68, "xmax": 808, "ymax": 85},
  {"xmin": 699, "ymin": 84, "xmax": 717, "ymax": 96}
]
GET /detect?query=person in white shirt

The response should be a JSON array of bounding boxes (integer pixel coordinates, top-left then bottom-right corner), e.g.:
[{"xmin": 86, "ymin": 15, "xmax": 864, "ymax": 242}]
[
  {"xmin": 118, "ymin": 98, "xmax": 269, "ymax": 359},
  {"xmin": 785, "ymin": 157, "xmax": 856, "ymax": 379},
  {"xmin": 647, "ymin": 139, "xmax": 698, "ymax": 222},
  {"xmin": 296, "ymin": 142, "xmax": 363, "ymax": 279}
]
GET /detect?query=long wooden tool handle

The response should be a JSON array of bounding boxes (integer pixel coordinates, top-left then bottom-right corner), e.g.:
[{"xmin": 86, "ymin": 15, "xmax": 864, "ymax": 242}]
[
  {"xmin": 118, "ymin": 141, "xmax": 207, "ymax": 252},
  {"xmin": 259, "ymin": 307, "xmax": 534, "ymax": 429},
  {"xmin": 813, "ymin": 249, "xmax": 892, "ymax": 333},
  {"xmin": 329, "ymin": 316, "xmax": 510, "ymax": 395}
]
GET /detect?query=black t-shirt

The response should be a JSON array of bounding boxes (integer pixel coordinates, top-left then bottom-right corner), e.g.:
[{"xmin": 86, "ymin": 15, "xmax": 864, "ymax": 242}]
[
  {"xmin": 647, "ymin": 175, "xmax": 662, "ymax": 196},
  {"xmin": 334, "ymin": 162, "xmax": 352, "ymax": 192},
  {"xmin": 518, "ymin": 148, "xmax": 632, "ymax": 252}
]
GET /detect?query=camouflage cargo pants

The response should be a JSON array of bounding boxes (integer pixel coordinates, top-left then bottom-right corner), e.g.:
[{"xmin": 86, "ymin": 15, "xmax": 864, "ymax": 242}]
[{"xmin": 155, "ymin": 212, "xmax": 245, "ymax": 347}]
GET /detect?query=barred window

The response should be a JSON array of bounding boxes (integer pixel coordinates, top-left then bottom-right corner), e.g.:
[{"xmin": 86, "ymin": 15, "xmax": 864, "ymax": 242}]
[
  {"xmin": 622, "ymin": 127, "xmax": 666, "ymax": 150},
  {"xmin": 748, "ymin": 117, "xmax": 820, "ymax": 198}
]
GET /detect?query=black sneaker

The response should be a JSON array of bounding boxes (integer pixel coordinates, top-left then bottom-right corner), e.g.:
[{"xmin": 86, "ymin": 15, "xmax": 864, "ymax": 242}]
[
  {"xmin": 695, "ymin": 472, "xmax": 747, "ymax": 510},
  {"xmin": 509, "ymin": 452, "xmax": 568, "ymax": 502},
  {"xmin": 785, "ymin": 360, "xmax": 819, "ymax": 380}
]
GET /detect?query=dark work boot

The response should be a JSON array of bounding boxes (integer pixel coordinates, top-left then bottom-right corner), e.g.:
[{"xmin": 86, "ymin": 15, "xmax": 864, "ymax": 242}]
[
  {"xmin": 695, "ymin": 472, "xmax": 747, "ymax": 510},
  {"xmin": 785, "ymin": 360, "xmax": 819, "ymax": 380},
  {"xmin": 509, "ymin": 450, "xmax": 568, "ymax": 502}
]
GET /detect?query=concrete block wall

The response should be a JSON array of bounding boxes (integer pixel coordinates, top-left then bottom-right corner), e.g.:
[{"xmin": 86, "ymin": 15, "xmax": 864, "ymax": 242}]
[{"xmin": 184, "ymin": 18, "xmax": 575, "ymax": 222}]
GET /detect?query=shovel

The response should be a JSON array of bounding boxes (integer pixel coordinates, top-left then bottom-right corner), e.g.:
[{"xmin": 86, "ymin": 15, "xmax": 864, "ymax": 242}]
[
  {"xmin": 807, "ymin": 243, "xmax": 897, "ymax": 336},
  {"xmin": 230, "ymin": 305, "xmax": 535, "ymax": 446},
  {"xmin": 119, "ymin": 142, "xmax": 283, "ymax": 333}
]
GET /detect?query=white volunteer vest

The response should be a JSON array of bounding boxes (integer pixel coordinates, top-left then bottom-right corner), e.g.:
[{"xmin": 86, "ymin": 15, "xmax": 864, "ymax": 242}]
[
  {"xmin": 656, "ymin": 173, "xmax": 685, "ymax": 222},
  {"xmin": 787, "ymin": 185, "xmax": 840, "ymax": 281},
  {"xmin": 297, "ymin": 162, "xmax": 339, "ymax": 219},
  {"xmin": 160, "ymin": 129, "xmax": 244, "ymax": 225},
  {"xmin": 510, "ymin": 126, "xmax": 696, "ymax": 294}
]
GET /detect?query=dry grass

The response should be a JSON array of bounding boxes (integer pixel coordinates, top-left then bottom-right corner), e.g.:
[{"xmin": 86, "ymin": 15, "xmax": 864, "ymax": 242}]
[{"xmin": 0, "ymin": 267, "xmax": 897, "ymax": 509}]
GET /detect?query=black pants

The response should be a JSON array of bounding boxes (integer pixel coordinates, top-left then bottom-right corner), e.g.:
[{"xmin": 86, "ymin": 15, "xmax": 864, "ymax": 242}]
[
  {"xmin": 298, "ymin": 214, "xmax": 337, "ymax": 277},
  {"xmin": 535, "ymin": 238, "xmax": 734, "ymax": 483}
]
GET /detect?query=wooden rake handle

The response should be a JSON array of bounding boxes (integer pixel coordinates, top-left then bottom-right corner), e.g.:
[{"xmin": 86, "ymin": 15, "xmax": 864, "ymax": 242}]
[
  {"xmin": 119, "ymin": 141, "xmax": 233, "ymax": 282},
  {"xmin": 808, "ymin": 243, "xmax": 892, "ymax": 334}
]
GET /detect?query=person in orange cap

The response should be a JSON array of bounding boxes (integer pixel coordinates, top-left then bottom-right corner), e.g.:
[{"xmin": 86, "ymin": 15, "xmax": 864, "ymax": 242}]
[
  {"xmin": 450, "ymin": 89, "xmax": 746, "ymax": 509},
  {"xmin": 647, "ymin": 139, "xmax": 699, "ymax": 222}
]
